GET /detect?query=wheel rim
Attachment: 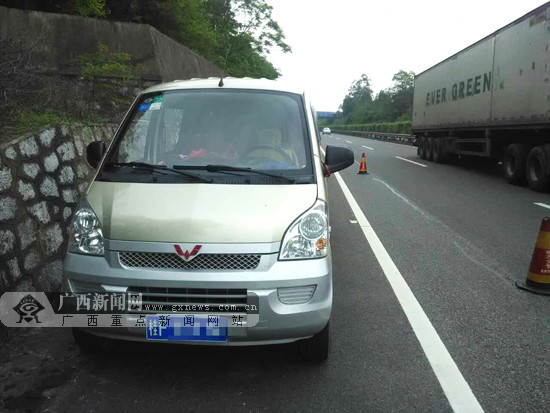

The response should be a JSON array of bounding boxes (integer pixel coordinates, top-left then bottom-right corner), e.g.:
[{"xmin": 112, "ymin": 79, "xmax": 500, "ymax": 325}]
[{"xmin": 529, "ymin": 156, "xmax": 543, "ymax": 183}]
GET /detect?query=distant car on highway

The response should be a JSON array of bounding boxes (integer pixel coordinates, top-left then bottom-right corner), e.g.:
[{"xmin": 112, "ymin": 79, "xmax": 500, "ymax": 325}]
[
  {"xmin": 321, "ymin": 127, "xmax": 331, "ymax": 135},
  {"xmin": 64, "ymin": 77, "xmax": 355, "ymax": 362}
]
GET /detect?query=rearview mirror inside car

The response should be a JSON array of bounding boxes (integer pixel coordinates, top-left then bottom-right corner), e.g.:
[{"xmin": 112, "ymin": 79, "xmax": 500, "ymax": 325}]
[
  {"xmin": 86, "ymin": 141, "xmax": 106, "ymax": 169},
  {"xmin": 324, "ymin": 145, "xmax": 354, "ymax": 176}
]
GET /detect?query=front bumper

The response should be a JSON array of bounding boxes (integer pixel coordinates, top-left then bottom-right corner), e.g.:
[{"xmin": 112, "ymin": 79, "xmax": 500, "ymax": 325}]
[{"xmin": 63, "ymin": 247, "xmax": 332, "ymax": 345}]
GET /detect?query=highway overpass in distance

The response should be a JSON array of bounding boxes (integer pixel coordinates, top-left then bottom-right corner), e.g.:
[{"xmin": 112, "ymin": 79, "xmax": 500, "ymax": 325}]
[{"xmin": 316, "ymin": 111, "xmax": 341, "ymax": 118}]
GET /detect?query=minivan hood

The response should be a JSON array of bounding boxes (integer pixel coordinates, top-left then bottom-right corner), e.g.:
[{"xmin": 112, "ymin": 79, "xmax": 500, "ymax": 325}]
[{"xmin": 87, "ymin": 182, "xmax": 318, "ymax": 244}]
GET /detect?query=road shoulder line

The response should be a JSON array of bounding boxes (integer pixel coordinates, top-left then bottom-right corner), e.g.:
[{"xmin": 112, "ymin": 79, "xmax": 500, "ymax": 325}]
[
  {"xmin": 395, "ymin": 156, "xmax": 427, "ymax": 167},
  {"xmin": 333, "ymin": 171, "xmax": 483, "ymax": 413},
  {"xmin": 534, "ymin": 202, "xmax": 550, "ymax": 210}
]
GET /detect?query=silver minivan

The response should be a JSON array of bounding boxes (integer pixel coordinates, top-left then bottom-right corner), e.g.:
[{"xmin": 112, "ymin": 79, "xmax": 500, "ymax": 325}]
[{"xmin": 63, "ymin": 78, "xmax": 354, "ymax": 361}]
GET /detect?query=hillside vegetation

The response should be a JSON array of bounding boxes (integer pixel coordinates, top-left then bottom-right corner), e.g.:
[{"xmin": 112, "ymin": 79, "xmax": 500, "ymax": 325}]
[
  {"xmin": 0, "ymin": 0, "xmax": 292, "ymax": 133},
  {"xmin": 0, "ymin": 0, "xmax": 290, "ymax": 79}
]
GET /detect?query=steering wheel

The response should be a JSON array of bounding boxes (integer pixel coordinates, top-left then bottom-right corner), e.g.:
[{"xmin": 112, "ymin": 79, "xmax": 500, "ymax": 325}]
[{"xmin": 244, "ymin": 144, "xmax": 294, "ymax": 166}]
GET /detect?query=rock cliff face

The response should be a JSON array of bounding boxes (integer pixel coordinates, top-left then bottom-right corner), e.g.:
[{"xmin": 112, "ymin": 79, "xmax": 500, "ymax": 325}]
[{"xmin": 0, "ymin": 124, "xmax": 114, "ymax": 293}]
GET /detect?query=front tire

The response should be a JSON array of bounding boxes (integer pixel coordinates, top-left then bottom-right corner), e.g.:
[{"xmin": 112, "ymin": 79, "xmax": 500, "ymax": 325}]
[
  {"xmin": 299, "ymin": 322, "xmax": 329, "ymax": 362},
  {"xmin": 504, "ymin": 143, "xmax": 528, "ymax": 185},
  {"xmin": 526, "ymin": 146, "xmax": 550, "ymax": 192}
]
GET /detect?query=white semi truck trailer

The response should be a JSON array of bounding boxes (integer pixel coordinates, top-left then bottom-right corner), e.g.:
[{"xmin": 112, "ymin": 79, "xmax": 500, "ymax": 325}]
[{"xmin": 412, "ymin": 2, "xmax": 550, "ymax": 192}]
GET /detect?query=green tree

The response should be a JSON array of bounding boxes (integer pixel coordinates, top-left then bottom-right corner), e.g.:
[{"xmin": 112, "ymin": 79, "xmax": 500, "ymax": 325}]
[
  {"xmin": 231, "ymin": 0, "xmax": 291, "ymax": 55},
  {"xmin": 337, "ymin": 70, "xmax": 415, "ymax": 125},
  {"xmin": 339, "ymin": 74, "xmax": 373, "ymax": 122},
  {"xmin": 389, "ymin": 70, "xmax": 415, "ymax": 120},
  {"xmin": 223, "ymin": 33, "xmax": 279, "ymax": 78},
  {"xmin": 205, "ymin": 0, "xmax": 290, "ymax": 77},
  {"xmin": 368, "ymin": 90, "xmax": 396, "ymax": 122},
  {"xmin": 75, "ymin": 0, "xmax": 107, "ymax": 17},
  {"xmin": 347, "ymin": 74, "xmax": 373, "ymax": 104}
]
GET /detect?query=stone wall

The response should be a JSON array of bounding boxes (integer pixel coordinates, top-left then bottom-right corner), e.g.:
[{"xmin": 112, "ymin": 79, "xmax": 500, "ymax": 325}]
[
  {"xmin": 0, "ymin": 6, "xmax": 223, "ymax": 81},
  {"xmin": 0, "ymin": 124, "xmax": 114, "ymax": 294}
]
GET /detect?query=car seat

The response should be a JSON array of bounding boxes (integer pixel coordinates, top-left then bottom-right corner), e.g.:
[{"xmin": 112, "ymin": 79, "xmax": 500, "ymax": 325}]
[{"xmin": 245, "ymin": 128, "xmax": 298, "ymax": 166}]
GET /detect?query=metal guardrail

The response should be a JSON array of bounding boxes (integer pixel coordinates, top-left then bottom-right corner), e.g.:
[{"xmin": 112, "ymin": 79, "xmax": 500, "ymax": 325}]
[{"xmin": 331, "ymin": 130, "xmax": 417, "ymax": 146}]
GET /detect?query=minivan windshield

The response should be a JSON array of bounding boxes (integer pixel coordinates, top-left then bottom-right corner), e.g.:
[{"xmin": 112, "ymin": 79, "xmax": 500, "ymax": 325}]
[{"xmin": 100, "ymin": 89, "xmax": 314, "ymax": 184}]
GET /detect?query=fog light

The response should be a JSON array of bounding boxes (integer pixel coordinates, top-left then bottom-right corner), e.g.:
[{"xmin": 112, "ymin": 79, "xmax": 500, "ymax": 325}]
[
  {"xmin": 277, "ymin": 285, "xmax": 316, "ymax": 305},
  {"xmin": 69, "ymin": 279, "xmax": 106, "ymax": 294}
]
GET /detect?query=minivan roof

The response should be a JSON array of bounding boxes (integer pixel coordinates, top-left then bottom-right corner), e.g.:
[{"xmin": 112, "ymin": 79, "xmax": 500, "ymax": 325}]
[{"xmin": 142, "ymin": 77, "xmax": 304, "ymax": 95}]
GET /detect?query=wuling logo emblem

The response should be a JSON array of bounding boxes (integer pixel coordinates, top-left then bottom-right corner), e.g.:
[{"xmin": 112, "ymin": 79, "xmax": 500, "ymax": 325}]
[
  {"xmin": 13, "ymin": 294, "xmax": 45, "ymax": 323},
  {"xmin": 174, "ymin": 245, "xmax": 202, "ymax": 261}
]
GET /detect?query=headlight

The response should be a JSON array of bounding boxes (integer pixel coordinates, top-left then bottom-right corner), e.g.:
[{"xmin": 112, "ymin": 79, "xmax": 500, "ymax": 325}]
[
  {"xmin": 69, "ymin": 200, "xmax": 104, "ymax": 256},
  {"xmin": 279, "ymin": 200, "xmax": 328, "ymax": 260}
]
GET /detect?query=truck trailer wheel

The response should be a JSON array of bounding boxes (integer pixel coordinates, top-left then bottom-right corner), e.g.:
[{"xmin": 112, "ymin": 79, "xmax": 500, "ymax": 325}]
[
  {"xmin": 425, "ymin": 137, "xmax": 434, "ymax": 161},
  {"xmin": 504, "ymin": 144, "xmax": 528, "ymax": 185},
  {"xmin": 418, "ymin": 137, "xmax": 426, "ymax": 159},
  {"xmin": 526, "ymin": 146, "xmax": 550, "ymax": 192},
  {"xmin": 432, "ymin": 138, "xmax": 445, "ymax": 163}
]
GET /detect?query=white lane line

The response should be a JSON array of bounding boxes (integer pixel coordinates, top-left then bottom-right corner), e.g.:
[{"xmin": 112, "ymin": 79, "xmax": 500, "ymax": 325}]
[
  {"xmin": 396, "ymin": 156, "xmax": 427, "ymax": 168},
  {"xmin": 354, "ymin": 160, "xmax": 360, "ymax": 165},
  {"xmin": 367, "ymin": 139, "xmax": 416, "ymax": 148},
  {"xmin": 333, "ymin": 172, "xmax": 483, "ymax": 413},
  {"xmin": 335, "ymin": 137, "xmax": 341, "ymax": 140},
  {"xmin": 345, "ymin": 140, "xmax": 353, "ymax": 144},
  {"xmin": 362, "ymin": 145, "xmax": 374, "ymax": 150},
  {"xmin": 534, "ymin": 202, "xmax": 550, "ymax": 210}
]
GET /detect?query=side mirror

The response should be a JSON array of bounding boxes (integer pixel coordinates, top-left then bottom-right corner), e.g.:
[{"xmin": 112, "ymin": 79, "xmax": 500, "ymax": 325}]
[
  {"xmin": 324, "ymin": 145, "xmax": 354, "ymax": 176},
  {"xmin": 86, "ymin": 141, "xmax": 106, "ymax": 169}
]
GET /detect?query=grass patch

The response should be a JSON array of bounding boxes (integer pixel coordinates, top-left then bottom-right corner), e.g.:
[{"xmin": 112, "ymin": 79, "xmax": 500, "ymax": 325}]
[
  {"xmin": 331, "ymin": 121, "xmax": 412, "ymax": 135},
  {"xmin": 12, "ymin": 110, "xmax": 74, "ymax": 134},
  {"xmin": 11, "ymin": 110, "xmax": 103, "ymax": 134}
]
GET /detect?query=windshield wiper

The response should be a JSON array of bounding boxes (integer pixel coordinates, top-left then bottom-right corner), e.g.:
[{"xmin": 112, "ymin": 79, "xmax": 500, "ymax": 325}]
[
  {"xmin": 174, "ymin": 164, "xmax": 296, "ymax": 183},
  {"xmin": 105, "ymin": 162, "xmax": 213, "ymax": 183}
]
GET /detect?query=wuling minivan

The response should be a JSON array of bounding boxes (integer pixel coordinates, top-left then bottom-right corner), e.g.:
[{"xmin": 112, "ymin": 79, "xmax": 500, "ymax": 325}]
[{"xmin": 63, "ymin": 77, "xmax": 354, "ymax": 361}]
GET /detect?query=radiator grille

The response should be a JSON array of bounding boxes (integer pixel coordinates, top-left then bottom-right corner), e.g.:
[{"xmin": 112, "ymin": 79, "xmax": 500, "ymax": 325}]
[
  {"xmin": 128, "ymin": 286, "xmax": 248, "ymax": 313},
  {"xmin": 119, "ymin": 251, "xmax": 261, "ymax": 271}
]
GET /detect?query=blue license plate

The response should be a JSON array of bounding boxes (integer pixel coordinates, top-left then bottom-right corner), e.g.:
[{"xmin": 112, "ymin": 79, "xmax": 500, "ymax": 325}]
[{"xmin": 145, "ymin": 315, "xmax": 228, "ymax": 342}]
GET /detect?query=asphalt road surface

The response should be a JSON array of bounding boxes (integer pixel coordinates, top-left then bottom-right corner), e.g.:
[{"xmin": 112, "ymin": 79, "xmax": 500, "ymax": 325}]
[{"xmin": 15, "ymin": 134, "xmax": 550, "ymax": 412}]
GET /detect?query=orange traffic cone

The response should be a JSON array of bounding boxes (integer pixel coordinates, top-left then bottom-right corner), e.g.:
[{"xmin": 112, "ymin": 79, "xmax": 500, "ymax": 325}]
[
  {"xmin": 516, "ymin": 217, "xmax": 550, "ymax": 296},
  {"xmin": 358, "ymin": 153, "xmax": 368, "ymax": 174}
]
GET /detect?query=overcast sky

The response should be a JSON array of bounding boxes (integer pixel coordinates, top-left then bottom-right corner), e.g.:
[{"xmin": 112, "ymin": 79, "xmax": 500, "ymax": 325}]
[{"xmin": 267, "ymin": 0, "xmax": 546, "ymax": 111}]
